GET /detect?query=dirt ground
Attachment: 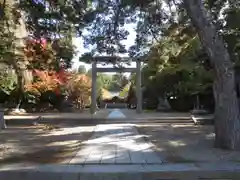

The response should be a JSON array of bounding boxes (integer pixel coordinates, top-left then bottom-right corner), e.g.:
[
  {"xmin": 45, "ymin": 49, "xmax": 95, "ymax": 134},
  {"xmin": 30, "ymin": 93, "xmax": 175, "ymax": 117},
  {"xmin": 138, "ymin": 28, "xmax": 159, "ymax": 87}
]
[
  {"xmin": 137, "ymin": 123, "xmax": 240, "ymax": 163},
  {"xmin": 0, "ymin": 124, "xmax": 94, "ymax": 165}
]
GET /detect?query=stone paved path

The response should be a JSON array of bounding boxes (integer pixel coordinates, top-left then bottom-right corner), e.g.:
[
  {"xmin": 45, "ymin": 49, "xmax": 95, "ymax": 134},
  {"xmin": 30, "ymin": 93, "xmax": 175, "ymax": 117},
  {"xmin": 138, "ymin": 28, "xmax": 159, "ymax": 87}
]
[
  {"xmin": 107, "ymin": 109, "xmax": 126, "ymax": 119},
  {"xmin": 1, "ymin": 108, "xmax": 240, "ymax": 179},
  {"xmin": 69, "ymin": 124, "xmax": 163, "ymax": 165}
]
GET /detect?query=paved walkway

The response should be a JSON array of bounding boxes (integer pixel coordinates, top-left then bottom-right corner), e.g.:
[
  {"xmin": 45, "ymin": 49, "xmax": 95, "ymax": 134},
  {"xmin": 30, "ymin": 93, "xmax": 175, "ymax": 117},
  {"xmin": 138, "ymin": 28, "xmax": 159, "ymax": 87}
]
[
  {"xmin": 69, "ymin": 124, "xmax": 163, "ymax": 165},
  {"xmin": 1, "ymin": 109, "xmax": 240, "ymax": 179},
  {"xmin": 107, "ymin": 109, "xmax": 126, "ymax": 119}
]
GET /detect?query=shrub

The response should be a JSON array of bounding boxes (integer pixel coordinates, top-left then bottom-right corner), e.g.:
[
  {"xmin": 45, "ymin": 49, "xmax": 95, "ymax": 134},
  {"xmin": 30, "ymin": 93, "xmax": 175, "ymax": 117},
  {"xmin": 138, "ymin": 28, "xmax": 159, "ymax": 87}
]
[
  {"xmin": 24, "ymin": 68, "xmax": 70, "ymax": 111},
  {"xmin": 67, "ymin": 74, "xmax": 91, "ymax": 110}
]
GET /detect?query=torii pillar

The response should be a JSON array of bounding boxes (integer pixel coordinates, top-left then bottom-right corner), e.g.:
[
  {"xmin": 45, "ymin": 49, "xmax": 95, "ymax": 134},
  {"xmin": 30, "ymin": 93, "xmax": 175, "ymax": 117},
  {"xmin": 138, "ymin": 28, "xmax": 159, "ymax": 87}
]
[
  {"xmin": 90, "ymin": 61, "xmax": 97, "ymax": 114},
  {"xmin": 136, "ymin": 60, "xmax": 142, "ymax": 114},
  {"xmin": 90, "ymin": 56, "xmax": 143, "ymax": 114}
]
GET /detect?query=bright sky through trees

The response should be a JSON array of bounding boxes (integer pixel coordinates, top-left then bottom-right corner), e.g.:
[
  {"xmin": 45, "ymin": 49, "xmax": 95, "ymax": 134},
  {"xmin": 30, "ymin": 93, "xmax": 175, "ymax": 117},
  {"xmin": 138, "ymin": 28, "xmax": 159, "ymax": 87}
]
[{"xmin": 72, "ymin": 23, "xmax": 137, "ymax": 72}]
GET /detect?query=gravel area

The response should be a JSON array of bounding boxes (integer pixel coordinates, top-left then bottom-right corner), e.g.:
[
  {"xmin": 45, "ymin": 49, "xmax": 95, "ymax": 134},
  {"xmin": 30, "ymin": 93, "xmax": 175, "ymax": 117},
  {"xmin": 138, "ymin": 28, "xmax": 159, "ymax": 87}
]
[
  {"xmin": 137, "ymin": 123, "xmax": 240, "ymax": 163},
  {"xmin": 0, "ymin": 124, "xmax": 95, "ymax": 165}
]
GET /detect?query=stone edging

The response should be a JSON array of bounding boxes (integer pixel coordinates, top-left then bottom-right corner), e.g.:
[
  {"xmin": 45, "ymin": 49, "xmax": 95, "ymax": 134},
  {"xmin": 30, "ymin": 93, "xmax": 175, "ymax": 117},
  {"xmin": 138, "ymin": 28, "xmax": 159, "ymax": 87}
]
[
  {"xmin": 1, "ymin": 163, "xmax": 240, "ymax": 180},
  {"xmin": 5, "ymin": 116, "xmax": 192, "ymax": 126}
]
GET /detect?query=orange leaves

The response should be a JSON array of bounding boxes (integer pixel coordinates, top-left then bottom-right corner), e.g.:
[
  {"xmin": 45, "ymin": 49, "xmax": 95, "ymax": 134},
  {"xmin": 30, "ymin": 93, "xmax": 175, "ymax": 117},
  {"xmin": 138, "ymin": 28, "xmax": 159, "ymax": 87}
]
[
  {"xmin": 67, "ymin": 74, "xmax": 92, "ymax": 109},
  {"xmin": 33, "ymin": 70, "xmax": 58, "ymax": 91},
  {"xmin": 25, "ymin": 69, "xmax": 70, "ymax": 95},
  {"xmin": 67, "ymin": 74, "xmax": 91, "ymax": 94},
  {"xmin": 25, "ymin": 68, "xmax": 92, "ymax": 110},
  {"xmin": 24, "ymin": 84, "xmax": 41, "ymax": 97},
  {"xmin": 57, "ymin": 68, "xmax": 71, "ymax": 85}
]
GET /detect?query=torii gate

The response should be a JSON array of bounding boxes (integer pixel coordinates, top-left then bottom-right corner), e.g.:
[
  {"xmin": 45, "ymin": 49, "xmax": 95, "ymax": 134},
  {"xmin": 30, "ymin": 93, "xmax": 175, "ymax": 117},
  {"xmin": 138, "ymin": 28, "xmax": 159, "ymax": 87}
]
[{"xmin": 90, "ymin": 56, "xmax": 143, "ymax": 114}]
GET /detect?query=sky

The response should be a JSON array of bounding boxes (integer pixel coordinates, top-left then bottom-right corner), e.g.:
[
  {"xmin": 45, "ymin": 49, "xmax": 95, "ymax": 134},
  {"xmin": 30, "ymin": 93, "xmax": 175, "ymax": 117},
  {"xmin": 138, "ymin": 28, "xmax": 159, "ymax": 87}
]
[{"xmin": 72, "ymin": 23, "xmax": 137, "ymax": 72}]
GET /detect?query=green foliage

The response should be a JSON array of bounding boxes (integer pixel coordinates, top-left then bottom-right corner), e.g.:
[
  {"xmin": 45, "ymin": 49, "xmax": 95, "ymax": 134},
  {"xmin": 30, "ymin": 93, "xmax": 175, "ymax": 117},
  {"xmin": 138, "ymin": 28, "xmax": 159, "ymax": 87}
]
[
  {"xmin": 0, "ymin": 65, "xmax": 17, "ymax": 103},
  {"xmin": 0, "ymin": 66, "xmax": 17, "ymax": 95},
  {"xmin": 141, "ymin": 25, "xmax": 213, "ymax": 110},
  {"xmin": 18, "ymin": 0, "xmax": 94, "ymax": 37},
  {"xmin": 23, "ymin": 90, "xmax": 39, "ymax": 105},
  {"xmin": 97, "ymin": 73, "xmax": 113, "ymax": 90},
  {"xmin": 17, "ymin": 0, "xmax": 93, "ymax": 69},
  {"xmin": 119, "ymin": 83, "xmax": 130, "ymax": 98},
  {"xmin": 0, "ymin": 0, "xmax": 238, "ymax": 113},
  {"xmin": 78, "ymin": 65, "xmax": 87, "ymax": 74},
  {"xmin": 86, "ymin": 69, "xmax": 128, "ymax": 93},
  {"xmin": 0, "ymin": 0, "xmax": 17, "ymax": 65},
  {"xmin": 79, "ymin": 0, "xmax": 239, "ymax": 100},
  {"xmin": 108, "ymin": 73, "xmax": 128, "ymax": 92}
]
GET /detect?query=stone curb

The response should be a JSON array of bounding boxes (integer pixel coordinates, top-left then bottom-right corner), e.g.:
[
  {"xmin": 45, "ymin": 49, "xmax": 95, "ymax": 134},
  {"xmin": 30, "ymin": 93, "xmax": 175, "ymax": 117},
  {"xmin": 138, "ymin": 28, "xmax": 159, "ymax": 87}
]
[
  {"xmin": 5, "ymin": 116, "xmax": 192, "ymax": 126},
  {"xmin": 0, "ymin": 163, "xmax": 240, "ymax": 180}
]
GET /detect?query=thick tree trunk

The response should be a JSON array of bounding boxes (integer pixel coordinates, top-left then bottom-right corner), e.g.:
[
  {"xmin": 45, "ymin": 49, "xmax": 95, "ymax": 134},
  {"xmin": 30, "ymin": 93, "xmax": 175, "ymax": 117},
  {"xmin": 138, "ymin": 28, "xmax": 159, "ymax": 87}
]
[
  {"xmin": 9, "ymin": 0, "xmax": 30, "ymax": 109},
  {"xmin": 1, "ymin": 0, "xmax": 30, "ymax": 110},
  {"xmin": 184, "ymin": 0, "xmax": 240, "ymax": 149},
  {"xmin": 12, "ymin": 63, "xmax": 25, "ymax": 108}
]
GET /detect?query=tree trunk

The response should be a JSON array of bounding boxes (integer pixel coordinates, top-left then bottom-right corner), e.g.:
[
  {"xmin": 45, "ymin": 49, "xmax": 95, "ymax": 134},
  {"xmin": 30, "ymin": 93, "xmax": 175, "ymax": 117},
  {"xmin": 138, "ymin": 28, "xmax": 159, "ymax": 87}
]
[
  {"xmin": 1, "ymin": 0, "xmax": 30, "ymax": 110},
  {"xmin": 12, "ymin": 63, "xmax": 25, "ymax": 108},
  {"xmin": 184, "ymin": 0, "xmax": 240, "ymax": 149},
  {"xmin": 10, "ymin": 0, "xmax": 30, "ymax": 109}
]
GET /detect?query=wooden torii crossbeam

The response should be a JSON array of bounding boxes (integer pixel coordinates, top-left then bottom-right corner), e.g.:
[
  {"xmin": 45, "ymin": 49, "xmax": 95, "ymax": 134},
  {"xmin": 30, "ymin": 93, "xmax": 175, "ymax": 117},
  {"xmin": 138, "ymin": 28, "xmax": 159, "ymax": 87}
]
[
  {"xmin": 90, "ymin": 56, "xmax": 143, "ymax": 114},
  {"xmin": 91, "ymin": 56, "xmax": 144, "ymax": 63}
]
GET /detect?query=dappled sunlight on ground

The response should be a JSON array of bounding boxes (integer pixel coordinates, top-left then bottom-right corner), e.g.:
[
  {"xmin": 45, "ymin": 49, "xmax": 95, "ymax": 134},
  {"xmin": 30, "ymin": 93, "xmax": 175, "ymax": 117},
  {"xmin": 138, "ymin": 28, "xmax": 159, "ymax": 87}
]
[
  {"xmin": 137, "ymin": 123, "xmax": 240, "ymax": 163},
  {"xmin": 41, "ymin": 126, "xmax": 94, "ymax": 136},
  {"xmin": 70, "ymin": 124, "xmax": 162, "ymax": 164},
  {"xmin": 0, "ymin": 125, "xmax": 94, "ymax": 165},
  {"xmin": 168, "ymin": 140, "xmax": 186, "ymax": 147}
]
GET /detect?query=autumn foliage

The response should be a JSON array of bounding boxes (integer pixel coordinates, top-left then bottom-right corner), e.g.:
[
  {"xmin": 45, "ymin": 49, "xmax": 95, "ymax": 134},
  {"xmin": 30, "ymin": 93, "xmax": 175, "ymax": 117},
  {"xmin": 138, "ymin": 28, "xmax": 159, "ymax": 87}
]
[
  {"xmin": 23, "ymin": 37, "xmax": 91, "ymax": 111},
  {"xmin": 25, "ymin": 68, "xmax": 92, "ymax": 110},
  {"xmin": 67, "ymin": 74, "xmax": 91, "ymax": 110},
  {"xmin": 25, "ymin": 68, "xmax": 70, "ymax": 95},
  {"xmin": 24, "ymin": 38, "xmax": 58, "ymax": 70}
]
